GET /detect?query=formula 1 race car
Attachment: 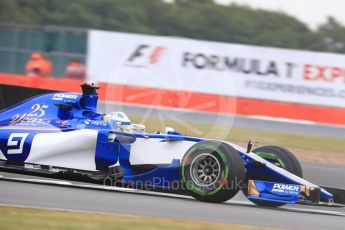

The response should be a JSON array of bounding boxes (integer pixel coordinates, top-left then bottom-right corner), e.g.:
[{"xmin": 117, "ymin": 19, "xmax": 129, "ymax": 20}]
[{"xmin": 0, "ymin": 83, "xmax": 344, "ymax": 207}]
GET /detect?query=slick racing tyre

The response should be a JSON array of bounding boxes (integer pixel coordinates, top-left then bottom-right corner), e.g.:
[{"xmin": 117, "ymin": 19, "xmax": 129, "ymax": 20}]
[
  {"xmin": 254, "ymin": 146, "xmax": 303, "ymax": 178},
  {"xmin": 248, "ymin": 146, "xmax": 303, "ymax": 207},
  {"xmin": 180, "ymin": 140, "xmax": 245, "ymax": 203}
]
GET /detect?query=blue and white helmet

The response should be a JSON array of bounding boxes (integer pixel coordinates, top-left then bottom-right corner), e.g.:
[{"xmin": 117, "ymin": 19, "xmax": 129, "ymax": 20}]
[{"xmin": 103, "ymin": 112, "xmax": 132, "ymax": 133}]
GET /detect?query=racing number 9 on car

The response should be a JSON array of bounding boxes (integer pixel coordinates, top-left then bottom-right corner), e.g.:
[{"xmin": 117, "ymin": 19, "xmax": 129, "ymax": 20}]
[{"xmin": 7, "ymin": 133, "xmax": 29, "ymax": 154}]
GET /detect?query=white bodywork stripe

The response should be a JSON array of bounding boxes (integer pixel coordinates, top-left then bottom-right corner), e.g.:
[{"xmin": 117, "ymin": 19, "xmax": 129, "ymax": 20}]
[
  {"xmin": 129, "ymin": 138, "xmax": 195, "ymax": 165},
  {"xmin": 26, "ymin": 129, "xmax": 98, "ymax": 171}
]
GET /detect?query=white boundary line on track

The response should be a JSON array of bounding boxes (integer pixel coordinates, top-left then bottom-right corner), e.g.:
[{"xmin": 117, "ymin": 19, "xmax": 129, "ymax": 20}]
[
  {"xmin": 246, "ymin": 115, "xmax": 317, "ymax": 125},
  {"xmin": 284, "ymin": 206, "xmax": 345, "ymax": 217},
  {"xmin": 1, "ymin": 173, "xmax": 345, "ymax": 217},
  {"xmin": 0, "ymin": 173, "xmax": 190, "ymax": 199}
]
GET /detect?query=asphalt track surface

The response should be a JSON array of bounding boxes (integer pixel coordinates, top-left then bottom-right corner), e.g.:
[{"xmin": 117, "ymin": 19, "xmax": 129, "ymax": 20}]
[
  {"xmin": 0, "ymin": 162, "xmax": 344, "ymax": 230},
  {"xmin": 99, "ymin": 102, "xmax": 345, "ymax": 138}
]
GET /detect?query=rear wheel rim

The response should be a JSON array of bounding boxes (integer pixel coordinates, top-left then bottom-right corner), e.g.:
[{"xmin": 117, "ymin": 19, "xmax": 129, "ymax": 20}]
[{"xmin": 190, "ymin": 153, "xmax": 221, "ymax": 188}]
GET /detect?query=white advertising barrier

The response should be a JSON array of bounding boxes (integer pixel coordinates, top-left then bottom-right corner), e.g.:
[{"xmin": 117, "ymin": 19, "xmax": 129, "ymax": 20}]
[{"xmin": 87, "ymin": 30, "xmax": 345, "ymax": 108}]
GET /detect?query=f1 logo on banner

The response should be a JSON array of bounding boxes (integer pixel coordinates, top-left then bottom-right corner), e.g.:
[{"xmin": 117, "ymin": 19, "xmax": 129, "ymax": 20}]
[{"xmin": 126, "ymin": 44, "xmax": 166, "ymax": 67}]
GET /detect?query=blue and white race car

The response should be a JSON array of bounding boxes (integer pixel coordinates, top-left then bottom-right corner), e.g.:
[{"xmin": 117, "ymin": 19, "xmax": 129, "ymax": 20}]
[{"xmin": 0, "ymin": 83, "xmax": 344, "ymax": 207}]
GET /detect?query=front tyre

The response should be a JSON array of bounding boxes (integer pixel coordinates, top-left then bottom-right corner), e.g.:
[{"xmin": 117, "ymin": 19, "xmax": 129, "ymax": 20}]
[
  {"xmin": 247, "ymin": 146, "xmax": 303, "ymax": 207},
  {"xmin": 180, "ymin": 141, "xmax": 245, "ymax": 203},
  {"xmin": 254, "ymin": 146, "xmax": 303, "ymax": 178}
]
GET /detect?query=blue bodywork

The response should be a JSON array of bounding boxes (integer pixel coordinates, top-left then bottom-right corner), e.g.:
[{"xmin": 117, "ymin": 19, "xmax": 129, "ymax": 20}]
[
  {"xmin": 0, "ymin": 85, "xmax": 334, "ymax": 205},
  {"xmin": 248, "ymin": 180, "xmax": 301, "ymax": 204}
]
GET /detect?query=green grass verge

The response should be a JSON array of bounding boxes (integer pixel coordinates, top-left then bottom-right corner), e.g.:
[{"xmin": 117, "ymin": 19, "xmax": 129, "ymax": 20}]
[
  {"xmin": 0, "ymin": 206, "xmax": 276, "ymax": 230},
  {"xmin": 131, "ymin": 117, "xmax": 345, "ymax": 154}
]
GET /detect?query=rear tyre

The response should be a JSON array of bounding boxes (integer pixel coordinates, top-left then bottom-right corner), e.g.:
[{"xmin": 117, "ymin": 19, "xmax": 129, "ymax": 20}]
[
  {"xmin": 180, "ymin": 140, "xmax": 245, "ymax": 203},
  {"xmin": 246, "ymin": 146, "xmax": 303, "ymax": 207}
]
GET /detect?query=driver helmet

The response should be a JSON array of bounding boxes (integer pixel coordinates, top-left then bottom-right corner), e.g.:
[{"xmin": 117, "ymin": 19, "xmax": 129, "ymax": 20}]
[{"xmin": 103, "ymin": 112, "xmax": 132, "ymax": 133}]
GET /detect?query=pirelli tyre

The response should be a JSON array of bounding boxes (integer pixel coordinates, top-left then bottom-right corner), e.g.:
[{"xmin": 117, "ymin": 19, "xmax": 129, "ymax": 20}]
[
  {"xmin": 254, "ymin": 146, "xmax": 303, "ymax": 178},
  {"xmin": 248, "ymin": 145, "xmax": 303, "ymax": 207},
  {"xmin": 180, "ymin": 140, "xmax": 245, "ymax": 203}
]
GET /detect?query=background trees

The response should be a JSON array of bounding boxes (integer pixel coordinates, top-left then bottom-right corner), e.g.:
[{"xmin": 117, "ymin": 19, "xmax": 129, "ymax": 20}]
[{"xmin": 1, "ymin": 0, "xmax": 344, "ymax": 53}]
